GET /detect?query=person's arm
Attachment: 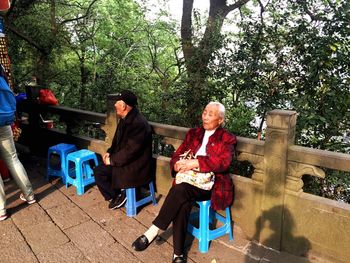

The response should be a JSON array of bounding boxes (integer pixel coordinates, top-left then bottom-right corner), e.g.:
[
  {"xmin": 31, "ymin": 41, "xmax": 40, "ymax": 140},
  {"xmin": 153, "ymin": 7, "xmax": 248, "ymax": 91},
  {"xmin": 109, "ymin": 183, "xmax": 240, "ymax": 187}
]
[
  {"xmin": 196, "ymin": 133, "xmax": 236, "ymax": 173},
  {"xmin": 109, "ymin": 121, "xmax": 149, "ymax": 166},
  {"xmin": 170, "ymin": 129, "xmax": 195, "ymax": 176}
]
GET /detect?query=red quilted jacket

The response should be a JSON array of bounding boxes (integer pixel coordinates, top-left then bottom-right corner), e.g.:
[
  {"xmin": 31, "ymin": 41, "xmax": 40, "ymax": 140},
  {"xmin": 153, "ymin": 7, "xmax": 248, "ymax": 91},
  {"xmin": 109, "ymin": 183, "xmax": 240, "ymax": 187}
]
[{"xmin": 170, "ymin": 127, "xmax": 237, "ymax": 210}]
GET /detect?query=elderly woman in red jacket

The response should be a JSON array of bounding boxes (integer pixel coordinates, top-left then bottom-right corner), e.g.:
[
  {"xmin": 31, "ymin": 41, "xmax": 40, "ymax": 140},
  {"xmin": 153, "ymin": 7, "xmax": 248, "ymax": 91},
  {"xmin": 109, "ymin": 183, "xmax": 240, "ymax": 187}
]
[{"xmin": 132, "ymin": 102, "xmax": 237, "ymax": 263}]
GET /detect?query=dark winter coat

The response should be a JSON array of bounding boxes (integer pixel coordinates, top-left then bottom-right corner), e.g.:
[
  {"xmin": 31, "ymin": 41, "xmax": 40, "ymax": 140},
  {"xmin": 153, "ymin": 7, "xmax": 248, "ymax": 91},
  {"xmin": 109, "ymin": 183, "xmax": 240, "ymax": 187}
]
[
  {"xmin": 108, "ymin": 107, "xmax": 153, "ymax": 189},
  {"xmin": 170, "ymin": 127, "xmax": 236, "ymax": 210}
]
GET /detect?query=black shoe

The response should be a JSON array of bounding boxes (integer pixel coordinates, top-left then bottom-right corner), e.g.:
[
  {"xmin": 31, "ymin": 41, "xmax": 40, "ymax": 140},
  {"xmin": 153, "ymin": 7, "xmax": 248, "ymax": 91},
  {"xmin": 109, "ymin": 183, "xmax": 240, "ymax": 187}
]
[
  {"xmin": 108, "ymin": 191, "xmax": 127, "ymax": 210},
  {"xmin": 132, "ymin": 235, "xmax": 152, "ymax": 251},
  {"xmin": 173, "ymin": 256, "xmax": 186, "ymax": 263},
  {"xmin": 108, "ymin": 197, "xmax": 118, "ymax": 210}
]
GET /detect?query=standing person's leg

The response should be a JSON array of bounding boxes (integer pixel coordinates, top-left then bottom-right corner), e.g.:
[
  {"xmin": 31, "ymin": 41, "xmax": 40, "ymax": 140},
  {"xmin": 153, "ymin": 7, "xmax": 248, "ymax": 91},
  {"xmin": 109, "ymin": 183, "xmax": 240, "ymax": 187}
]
[
  {"xmin": 0, "ymin": 173, "xmax": 5, "ymax": 218},
  {"xmin": 93, "ymin": 164, "xmax": 116, "ymax": 201},
  {"xmin": 0, "ymin": 126, "xmax": 34, "ymax": 203}
]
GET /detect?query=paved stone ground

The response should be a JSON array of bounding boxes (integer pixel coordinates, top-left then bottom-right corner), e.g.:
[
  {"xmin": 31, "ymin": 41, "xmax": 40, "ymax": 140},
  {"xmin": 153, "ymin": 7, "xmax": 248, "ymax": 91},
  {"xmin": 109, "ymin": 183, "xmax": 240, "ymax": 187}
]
[{"xmin": 0, "ymin": 155, "xmax": 332, "ymax": 263}]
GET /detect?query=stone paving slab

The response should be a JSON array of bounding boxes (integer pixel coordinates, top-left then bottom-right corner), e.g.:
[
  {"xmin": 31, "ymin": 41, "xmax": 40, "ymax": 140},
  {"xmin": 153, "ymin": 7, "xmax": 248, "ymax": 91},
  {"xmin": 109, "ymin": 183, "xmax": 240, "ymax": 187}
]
[
  {"xmin": 36, "ymin": 242, "xmax": 89, "ymax": 263},
  {"xmin": 46, "ymin": 201, "xmax": 90, "ymax": 230},
  {"xmin": 38, "ymin": 186, "xmax": 72, "ymax": 210},
  {"xmin": 83, "ymin": 242, "xmax": 141, "ymax": 263},
  {"xmin": 65, "ymin": 220, "xmax": 115, "ymax": 253},
  {"xmin": 20, "ymin": 221, "xmax": 70, "ymax": 254},
  {"xmin": 0, "ymin": 218, "xmax": 25, "ymax": 244},
  {"xmin": 0, "ymin": 240, "xmax": 38, "ymax": 263},
  {"xmin": 11, "ymin": 204, "xmax": 51, "ymax": 229},
  {"xmin": 261, "ymin": 249, "xmax": 311, "ymax": 263},
  {"xmin": 244, "ymin": 241, "xmax": 270, "ymax": 261},
  {"xmin": 63, "ymin": 185, "xmax": 106, "ymax": 208}
]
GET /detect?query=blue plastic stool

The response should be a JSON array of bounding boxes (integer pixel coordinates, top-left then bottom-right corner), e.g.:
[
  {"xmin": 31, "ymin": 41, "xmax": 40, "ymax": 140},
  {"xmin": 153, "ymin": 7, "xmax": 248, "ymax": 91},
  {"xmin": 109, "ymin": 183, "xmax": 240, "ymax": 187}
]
[
  {"xmin": 187, "ymin": 200, "xmax": 233, "ymax": 253},
  {"xmin": 47, "ymin": 143, "xmax": 77, "ymax": 183},
  {"xmin": 65, "ymin": 149, "xmax": 98, "ymax": 195},
  {"xmin": 125, "ymin": 181, "xmax": 157, "ymax": 217}
]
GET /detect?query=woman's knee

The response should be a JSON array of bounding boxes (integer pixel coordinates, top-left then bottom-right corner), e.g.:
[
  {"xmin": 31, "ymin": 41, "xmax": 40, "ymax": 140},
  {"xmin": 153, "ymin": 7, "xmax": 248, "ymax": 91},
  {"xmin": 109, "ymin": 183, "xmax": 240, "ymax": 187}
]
[{"xmin": 169, "ymin": 183, "xmax": 191, "ymax": 197}]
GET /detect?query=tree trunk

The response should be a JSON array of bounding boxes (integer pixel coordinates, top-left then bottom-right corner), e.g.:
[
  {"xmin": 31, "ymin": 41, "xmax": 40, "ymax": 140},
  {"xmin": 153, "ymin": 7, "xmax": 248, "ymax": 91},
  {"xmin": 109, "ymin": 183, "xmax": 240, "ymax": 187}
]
[
  {"xmin": 35, "ymin": 0, "xmax": 56, "ymax": 86},
  {"xmin": 80, "ymin": 47, "xmax": 87, "ymax": 107},
  {"xmin": 181, "ymin": 0, "xmax": 250, "ymax": 126}
]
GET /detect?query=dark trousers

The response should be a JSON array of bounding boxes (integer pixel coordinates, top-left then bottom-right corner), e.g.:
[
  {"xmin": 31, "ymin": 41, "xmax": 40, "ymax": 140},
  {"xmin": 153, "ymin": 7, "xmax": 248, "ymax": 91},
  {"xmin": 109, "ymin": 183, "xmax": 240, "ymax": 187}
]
[
  {"xmin": 94, "ymin": 164, "xmax": 119, "ymax": 201},
  {"xmin": 153, "ymin": 183, "xmax": 211, "ymax": 255}
]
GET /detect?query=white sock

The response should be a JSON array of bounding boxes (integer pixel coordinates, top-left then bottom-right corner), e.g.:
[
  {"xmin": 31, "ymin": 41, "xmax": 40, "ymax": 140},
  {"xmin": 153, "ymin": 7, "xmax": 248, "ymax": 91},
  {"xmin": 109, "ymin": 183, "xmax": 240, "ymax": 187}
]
[
  {"xmin": 144, "ymin": 224, "xmax": 159, "ymax": 242},
  {"xmin": 173, "ymin": 254, "xmax": 183, "ymax": 259}
]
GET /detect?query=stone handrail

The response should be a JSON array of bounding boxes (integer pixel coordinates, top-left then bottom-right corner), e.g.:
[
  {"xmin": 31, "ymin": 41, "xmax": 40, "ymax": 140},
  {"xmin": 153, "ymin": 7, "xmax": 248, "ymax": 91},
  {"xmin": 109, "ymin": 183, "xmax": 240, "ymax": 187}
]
[
  {"xmin": 289, "ymin": 145, "xmax": 350, "ymax": 172},
  {"xmin": 41, "ymin": 104, "xmax": 106, "ymax": 123}
]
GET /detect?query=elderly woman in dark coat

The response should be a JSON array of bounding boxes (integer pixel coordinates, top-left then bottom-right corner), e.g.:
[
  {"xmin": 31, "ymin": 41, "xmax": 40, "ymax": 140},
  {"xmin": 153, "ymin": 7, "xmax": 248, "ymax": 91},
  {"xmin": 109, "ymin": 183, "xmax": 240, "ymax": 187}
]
[{"xmin": 132, "ymin": 102, "xmax": 236, "ymax": 263}]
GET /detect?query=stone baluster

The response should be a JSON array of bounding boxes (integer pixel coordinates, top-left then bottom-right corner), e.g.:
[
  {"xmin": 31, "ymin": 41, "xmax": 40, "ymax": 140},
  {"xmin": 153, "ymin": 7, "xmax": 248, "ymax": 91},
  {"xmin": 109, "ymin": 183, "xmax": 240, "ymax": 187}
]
[{"xmin": 259, "ymin": 110, "xmax": 297, "ymax": 250}]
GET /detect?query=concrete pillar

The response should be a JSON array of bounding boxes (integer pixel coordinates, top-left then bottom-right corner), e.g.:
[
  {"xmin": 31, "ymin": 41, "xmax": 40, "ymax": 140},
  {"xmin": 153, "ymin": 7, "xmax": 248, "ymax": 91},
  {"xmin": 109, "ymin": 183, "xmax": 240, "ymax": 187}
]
[{"xmin": 259, "ymin": 110, "xmax": 297, "ymax": 250}]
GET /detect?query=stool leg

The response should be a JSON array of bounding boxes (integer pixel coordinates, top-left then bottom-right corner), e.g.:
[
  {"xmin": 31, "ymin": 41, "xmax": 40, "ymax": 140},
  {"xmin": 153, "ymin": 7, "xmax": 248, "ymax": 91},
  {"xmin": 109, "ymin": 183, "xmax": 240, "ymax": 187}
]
[
  {"xmin": 198, "ymin": 201, "xmax": 210, "ymax": 253},
  {"xmin": 76, "ymin": 162, "xmax": 84, "ymax": 195},
  {"xmin": 86, "ymin": 164, "xmax": 92, "ymax": 178},
  {"xmin": 60, "ymin": 154, "xmax": 66, "ymax": 185},
  {"xmin": 46, "ymin": 152, "xmax": 51, "ymax": 181},
  {"xmin": 89, "ymin": 155, "xmax": 98, "ymax": 181},
  {"xmin": 47, "ymin": 151, "xmax": 60, "ymax": 181},
  {"xmin": 65, "ymin": 159, "xmax": 71, "ymax": 189},
  {"xmin": 226, "ymin": 207, "xmax": 233, "ymax": 241},
  {"xmin": 209, "ymin": 207, "xmax": 215, "ymax": 225},
  {"xmin": 82, "ymin": 163, "xmax": 88, "ymax": 179},
  {"xmin": 93, "ymin": 155, "xmax": 98, "ymax": 166},
  {"xmin": 149, "ymin": 182, "xmax": 157, "ymax": 205},
  {"xmin": 126, "ymin": 188, "xmax": 137, "ymax": 217}
]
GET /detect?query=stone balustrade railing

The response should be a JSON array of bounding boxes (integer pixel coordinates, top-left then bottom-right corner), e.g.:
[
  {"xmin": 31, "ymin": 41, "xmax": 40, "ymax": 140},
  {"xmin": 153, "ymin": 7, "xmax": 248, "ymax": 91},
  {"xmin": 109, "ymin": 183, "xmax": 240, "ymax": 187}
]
[{"xmin": 17, "ymin": 95, "xmax": 350, "ymax": 263}]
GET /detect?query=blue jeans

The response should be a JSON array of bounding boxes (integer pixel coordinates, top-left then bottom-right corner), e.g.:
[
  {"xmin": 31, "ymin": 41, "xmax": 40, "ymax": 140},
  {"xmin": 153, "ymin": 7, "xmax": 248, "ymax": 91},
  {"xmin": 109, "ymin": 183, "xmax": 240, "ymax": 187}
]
[{"xmin": 0, "ymin": 125, "xmax": 34, "ymax": 215}]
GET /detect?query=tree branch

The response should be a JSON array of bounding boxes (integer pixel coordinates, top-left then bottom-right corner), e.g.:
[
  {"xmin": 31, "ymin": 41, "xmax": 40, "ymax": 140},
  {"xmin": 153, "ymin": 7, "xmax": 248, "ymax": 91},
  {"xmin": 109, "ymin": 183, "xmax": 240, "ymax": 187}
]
[
  {"xmin": 6, "ymin": 24, "xmax": 47, "ymax": 54},
  {"xmin": 226, "ymin": 0, "xmax": 251, "ymax": 15},
  {"xmin": 295, "ymin": 0, "xmax": 328, "ymax": 21},
  {"xmin": 59, "ymin": 0, "xmax": 98, "ymax": 25},
  {"xmin": 199, "ymin": 0, "xmax": 250, "ymax": 64}
]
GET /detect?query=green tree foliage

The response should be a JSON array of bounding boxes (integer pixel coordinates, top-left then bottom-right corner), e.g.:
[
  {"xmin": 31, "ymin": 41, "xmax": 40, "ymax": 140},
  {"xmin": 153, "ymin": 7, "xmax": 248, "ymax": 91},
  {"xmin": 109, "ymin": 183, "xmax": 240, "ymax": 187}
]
[
  {"xmin": 6, "ymin": 0, "xmax": 183, "ymax": 118},
  {"xmin": 207, "ymin": 0, "xmax": 349, "ymax": 201},
  {"xmin": 210, "ymin": 0, "xmax": 349, "ymax": 150}
]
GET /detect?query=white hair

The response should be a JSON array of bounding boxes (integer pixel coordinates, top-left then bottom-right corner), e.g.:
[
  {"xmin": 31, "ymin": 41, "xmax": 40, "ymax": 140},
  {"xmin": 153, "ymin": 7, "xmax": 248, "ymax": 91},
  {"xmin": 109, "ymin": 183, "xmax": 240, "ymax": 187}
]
[{"xmin": 207, "ymin": 101, "xmax": 225, "ymax": 120}]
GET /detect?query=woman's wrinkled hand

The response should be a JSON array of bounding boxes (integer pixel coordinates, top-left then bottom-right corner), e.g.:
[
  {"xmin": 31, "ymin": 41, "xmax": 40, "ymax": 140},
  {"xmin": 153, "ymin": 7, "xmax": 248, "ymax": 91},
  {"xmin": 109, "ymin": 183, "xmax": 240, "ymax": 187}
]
[{"xmin": 175, "ymin": 159, "xmax": 199, "ymax": 172}]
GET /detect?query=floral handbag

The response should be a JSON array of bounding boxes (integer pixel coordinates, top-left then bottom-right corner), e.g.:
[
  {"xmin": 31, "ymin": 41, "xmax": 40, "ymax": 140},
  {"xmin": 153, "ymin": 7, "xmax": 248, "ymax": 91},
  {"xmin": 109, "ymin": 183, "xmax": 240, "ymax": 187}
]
[{"xmin": 175, "ymin": 150, "xmax": 215, "ymax": 191}]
